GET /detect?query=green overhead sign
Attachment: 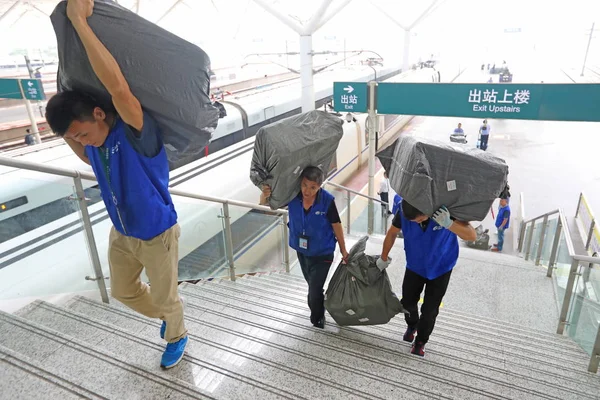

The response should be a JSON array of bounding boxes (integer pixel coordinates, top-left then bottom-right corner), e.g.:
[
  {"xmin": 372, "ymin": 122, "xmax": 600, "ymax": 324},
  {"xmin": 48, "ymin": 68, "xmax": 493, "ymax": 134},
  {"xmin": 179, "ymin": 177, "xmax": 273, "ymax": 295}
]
[
  {"xmin": 375, "ymin": 83, "xmax": 600, "ymax": 122},
  {"xmin": 333, "ymin": 82, "xmax": 368, "ymax": 113},
  {"xmin": 0, "ymin": 78, "xmax": 46, "ymax": 101}
]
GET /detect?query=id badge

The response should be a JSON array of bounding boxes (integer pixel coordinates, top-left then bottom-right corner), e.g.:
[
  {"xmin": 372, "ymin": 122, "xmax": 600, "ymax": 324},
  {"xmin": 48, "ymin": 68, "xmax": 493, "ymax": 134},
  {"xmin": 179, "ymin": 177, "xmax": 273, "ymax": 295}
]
[{"xmin": 299, "ymin": 234, "xmax": 309, "ymax": 250}]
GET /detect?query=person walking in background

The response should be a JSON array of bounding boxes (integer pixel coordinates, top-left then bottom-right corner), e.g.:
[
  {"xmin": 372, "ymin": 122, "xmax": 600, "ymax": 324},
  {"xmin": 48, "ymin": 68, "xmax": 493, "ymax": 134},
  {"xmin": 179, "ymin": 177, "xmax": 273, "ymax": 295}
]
[
  {"xmin": 45, "ymin": 0, "xmax": 187, "ymax": 369},
  {"xmin": 378, "ymin": 171, "xmax": 392, "ymax": 216},
  {"xmin": 492, "ymin": 197, "xmax": 510, "ymax": 253},
  {"xmin": 261, "ymin": 166, "xmax": 349, "ymax": 329},
  {"xmin": 479, "ymin": 119, "xmax": 491, "ymax": 151}
]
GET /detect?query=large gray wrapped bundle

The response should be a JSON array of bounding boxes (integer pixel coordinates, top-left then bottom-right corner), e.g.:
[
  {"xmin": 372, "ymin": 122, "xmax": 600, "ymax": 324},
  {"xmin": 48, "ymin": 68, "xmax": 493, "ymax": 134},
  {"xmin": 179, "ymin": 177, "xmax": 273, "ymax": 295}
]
[
  {"xmin": 50, "ymin": 0, "xmax": 219, "ymax": 170},
  {"xmin": 250, "ymin": 110, "xmax": 343, "ymax": 209},
  {"xmin": 377, "ymin": 136, "xmax": 509, "ymax": 221},
  {"xmin": 325, "ymin": 236, "xmax": 407, "ymax": 326}
]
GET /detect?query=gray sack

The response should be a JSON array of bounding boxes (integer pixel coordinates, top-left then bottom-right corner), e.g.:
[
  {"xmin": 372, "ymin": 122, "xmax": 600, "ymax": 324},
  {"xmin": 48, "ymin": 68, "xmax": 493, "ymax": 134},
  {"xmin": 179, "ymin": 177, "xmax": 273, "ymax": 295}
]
[
  {"xmin": 324, "ymin": 236, "xmax": 407, "ymax": 326},
  {"xmin": 250, "ymin": 110, "xmax": 343, "ymax": 209},
  {"xmin": 377, "ymin": 135, "xmax": 509, "ymax": 221},
  {"xmin": 50, "ymin": 0, "xmax": 219, "ymax": 170}
]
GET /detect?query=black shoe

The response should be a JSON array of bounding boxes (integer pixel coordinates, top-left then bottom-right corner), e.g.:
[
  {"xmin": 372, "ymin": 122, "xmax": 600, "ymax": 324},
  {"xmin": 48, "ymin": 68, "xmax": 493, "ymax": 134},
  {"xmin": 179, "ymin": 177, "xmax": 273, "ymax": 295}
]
[
  {"xmin": 314, "ymin": 317, "xmax": 325, "ymax": 329},
  {"xmin": 403, "ymin": 326, "xmax": 417, "ymax": 342},
  {"xmin": 411, "ymin": 341, "xmax": 425, "ymax": 357}
]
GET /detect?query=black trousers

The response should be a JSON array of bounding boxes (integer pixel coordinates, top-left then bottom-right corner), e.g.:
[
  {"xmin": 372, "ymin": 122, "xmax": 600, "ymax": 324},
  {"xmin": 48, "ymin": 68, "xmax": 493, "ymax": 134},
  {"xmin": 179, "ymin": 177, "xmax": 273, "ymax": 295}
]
[
  {"xmin": 480, "ymin": 134, "xmax": 489, "ymax": 151},
  {"xmin": 297, "ymin": 252, "xmax": 334, "ymax": 324},
  {"xmin": 401, "ymin": 268, "xmax": 453, "ymax": 344}
]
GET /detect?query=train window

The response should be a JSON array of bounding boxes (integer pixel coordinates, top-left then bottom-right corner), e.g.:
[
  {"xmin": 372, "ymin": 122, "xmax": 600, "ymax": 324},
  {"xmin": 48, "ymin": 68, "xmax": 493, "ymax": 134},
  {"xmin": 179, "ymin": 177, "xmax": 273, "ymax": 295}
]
[{"xmin": 0, "ymin": 196, "xmax": 28, "ymax": 213}]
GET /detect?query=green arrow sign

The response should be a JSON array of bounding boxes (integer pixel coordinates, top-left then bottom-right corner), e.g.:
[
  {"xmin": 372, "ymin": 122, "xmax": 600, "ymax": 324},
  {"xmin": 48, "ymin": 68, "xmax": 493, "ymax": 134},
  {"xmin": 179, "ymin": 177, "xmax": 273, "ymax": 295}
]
[
  {"xmin": 376, "ymin": 83, "xmax": 600, "ymax": 122},
  {"xmin": 0, "ymin": 78, "xmax": 46, "ymax": 101},
  {"xmin": 333, "ymin": 82, "xmax": 368, "ymax": 113}
]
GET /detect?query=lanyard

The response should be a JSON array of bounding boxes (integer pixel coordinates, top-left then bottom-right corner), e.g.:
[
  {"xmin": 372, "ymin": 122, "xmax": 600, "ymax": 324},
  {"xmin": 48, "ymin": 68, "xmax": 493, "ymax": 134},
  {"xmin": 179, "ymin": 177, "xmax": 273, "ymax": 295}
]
[
  {"xmin": 301, "ymin": 190, "xmax": 321, "ymax": 235},
  {"xmin": 98, "ymin": 147, "xmax": 111, "ymax": 186}
]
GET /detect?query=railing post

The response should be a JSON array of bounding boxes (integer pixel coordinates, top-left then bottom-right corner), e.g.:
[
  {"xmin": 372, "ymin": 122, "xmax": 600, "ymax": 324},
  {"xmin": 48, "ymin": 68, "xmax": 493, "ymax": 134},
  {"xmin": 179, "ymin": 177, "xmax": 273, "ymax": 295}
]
[
  {"xmin": 346, "ymin": 190, "xmax": 351, "ymax": 235},
  {"xmin": 575, "ymin": 192, "xmax": 583, "ymax": 218},
  {"xmin": 557, "ymin": 258, "xmax": 581, "ymax": 335},
  {"xmin": 588, "ymin": 324, "xmax": 600, "ymax": 373},
  {"xmin": 518, "ymin": 220, "xmax": 526, "ymax": 252},
  {"xmin": 585, "ymin": 219, "xmax": 595, "ymax": 251},
  {"xmin": 222, "ymin": 202, "xmax": 236, "ymax": 281},
  {"xmin": 282, "ymin": 213, "xmax": 290, "ymax": 273},
  {"xmin": 547, "ymin": 221, "xmax": 563, "ymax": 278},
  {"xmin": 73, "ymin": 176, "xmax": 109, "ymax": 304},
  {"xmin": 525, "ymin": 221, "xmax": 535, "ymax": 261},
  {"xmin": 535, "ymin": 215, "xmax": 549, "ymax": 266}
]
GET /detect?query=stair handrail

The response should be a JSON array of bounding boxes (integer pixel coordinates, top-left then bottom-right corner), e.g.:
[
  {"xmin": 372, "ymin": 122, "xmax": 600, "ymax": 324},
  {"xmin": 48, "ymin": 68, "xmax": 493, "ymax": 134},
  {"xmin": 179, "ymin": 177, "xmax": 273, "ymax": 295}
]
[{"xmin": 517, "ymin": 195, "xmax": 600, "ymax": 372}]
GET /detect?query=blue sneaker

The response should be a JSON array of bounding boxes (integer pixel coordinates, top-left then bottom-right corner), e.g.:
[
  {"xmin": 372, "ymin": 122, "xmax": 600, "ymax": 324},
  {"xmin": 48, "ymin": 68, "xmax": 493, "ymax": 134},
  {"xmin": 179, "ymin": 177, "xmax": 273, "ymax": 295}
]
[
  {"xmin": 160, "ymin": 297, "xmax": 185, "ymax": 339},
  {"xmin": 160, "ymin": 336, "xmax": 188, "ymax": 369}
]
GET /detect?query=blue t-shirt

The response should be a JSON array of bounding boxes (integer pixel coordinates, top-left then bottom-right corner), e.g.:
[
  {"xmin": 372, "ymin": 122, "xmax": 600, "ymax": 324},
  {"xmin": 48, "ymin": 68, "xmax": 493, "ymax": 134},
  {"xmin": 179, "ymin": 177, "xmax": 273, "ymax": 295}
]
[
  {"xmin": 453, "ymin": 128, "xmax": 464, "ymax": 134},
  {"xmin": 496, "ymin": 205, "xmax": 511, "ymax": 229}
]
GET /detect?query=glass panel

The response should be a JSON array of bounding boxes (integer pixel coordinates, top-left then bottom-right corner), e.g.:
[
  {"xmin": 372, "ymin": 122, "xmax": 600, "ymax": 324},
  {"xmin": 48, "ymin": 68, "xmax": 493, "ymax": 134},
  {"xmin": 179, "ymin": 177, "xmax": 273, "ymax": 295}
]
[
  {"xmin": 539, "ymin": 218, "xmax": 559, "ymax": 267},
  {"xmin": 527, "ymin": 220, "xmax": 543, "ymax": 261},
  {"xmin": 522, "ymin": 223, "xmax": 532, "ymax": 254},
  {"xmin": 566, "ymin": 263, "xmax": 600, "ymax": 355},
  {"xmin": 554, "ymin": 232, "xmax": 572, "ymax": 306},
  {"xmin": 326, "ymin": 186, "xmax": 353, "ymax": 234},
  {"xmin": 0, "ymin": 171, "xmax": 101, "ymax": 303},
  {"xmin": 170, "ymin": 194, "xmax": 229, "ymax": 281},
  {"xmin": 229, "ymin": 204, "xmax": 286, "ymax": 276}
]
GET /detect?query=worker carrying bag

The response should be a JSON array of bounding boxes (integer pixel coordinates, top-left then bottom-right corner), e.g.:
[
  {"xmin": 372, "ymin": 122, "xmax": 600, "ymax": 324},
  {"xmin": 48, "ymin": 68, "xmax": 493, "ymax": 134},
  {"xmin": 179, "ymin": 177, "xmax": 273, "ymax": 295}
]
[
  {"xmin": 325, "ymin": 236, "xmax": 407, "ymax": 326},
  {"xmin": 250, "ymin": 110, "xmax": 343, "ymax": 210},
  {"xmin": 50, "ymin": 0, "xmax": 219, "ymax": 170},
  {"xmin": 377, "ymin": 135, "xmax": 509, "ymax": 222}
]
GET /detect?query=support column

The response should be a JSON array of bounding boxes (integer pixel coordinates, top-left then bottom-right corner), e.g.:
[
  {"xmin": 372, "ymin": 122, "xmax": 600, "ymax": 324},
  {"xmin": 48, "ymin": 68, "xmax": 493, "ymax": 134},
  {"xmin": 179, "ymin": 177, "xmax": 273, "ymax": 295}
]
[
  {"xmin": 403, "ymin": 29, "xmax": 411, "ymax": 72},
  {"xmin": 300, "ymin": 35, "xmax": 315, "ymax": 113}
]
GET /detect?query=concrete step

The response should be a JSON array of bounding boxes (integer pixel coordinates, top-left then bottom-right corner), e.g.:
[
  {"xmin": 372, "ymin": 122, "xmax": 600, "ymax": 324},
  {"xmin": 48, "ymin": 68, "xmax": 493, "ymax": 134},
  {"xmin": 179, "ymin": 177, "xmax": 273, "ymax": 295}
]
[
  {"xmin": 61, "ymin": 296, "xmax": 446, "ymax": 400},
  {"xmin": 183, "ymin": 278, "xmax": 600, "ymax": 391},
  {"xmin": 0, "ymin": 345, "xmax": 105, "ymax": 400},
  {"xmin": 250, "ymin": 272, "xmax": 584, "ymax": 352},
  {"xmin": 13, "ymin": 300, "xmax": 323, "ymax": 400},
  {"xmin": 0, "ymin": 308, "xmax": 215, "ymax": 400},
  {"xmin": 228, "ymin": 274, "xmax": 590, "ymax": 367}
]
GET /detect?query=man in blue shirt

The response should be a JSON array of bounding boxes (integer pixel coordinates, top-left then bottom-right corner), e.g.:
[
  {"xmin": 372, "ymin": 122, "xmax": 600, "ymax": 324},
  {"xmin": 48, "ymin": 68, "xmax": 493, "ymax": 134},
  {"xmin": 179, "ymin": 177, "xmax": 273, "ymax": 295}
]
[
  {"xmin": 492, "ymin": 197, "xmax": 510, "ymax": 252},
  {"xmin": 44, "ymin": 0, "xmax": 187, "ymax": 369},
  {"xmin": 377, "ymin": 200, "xmax": 476, "ymax": 357},
  {"xmin": 453, "ymin": 123, "xmax": 464, "ymax": 135},
  {"xmin": 479, "ymin": 119, "xmax": 491, "ymax": 151}
]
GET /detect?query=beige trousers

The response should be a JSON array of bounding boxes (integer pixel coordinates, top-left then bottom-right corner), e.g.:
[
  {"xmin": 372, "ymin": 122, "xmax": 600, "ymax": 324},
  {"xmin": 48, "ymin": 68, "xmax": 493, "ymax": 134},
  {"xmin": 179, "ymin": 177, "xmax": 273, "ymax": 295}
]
[{"xmin": 108, "ymin": 224, "xmax": 187, "ymax": 343}]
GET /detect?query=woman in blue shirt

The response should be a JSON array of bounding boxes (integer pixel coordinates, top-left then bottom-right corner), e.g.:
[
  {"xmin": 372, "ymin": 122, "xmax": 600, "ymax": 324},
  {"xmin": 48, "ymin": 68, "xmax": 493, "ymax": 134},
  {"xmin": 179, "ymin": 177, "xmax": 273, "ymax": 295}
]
[{"xmin": 261, "ymin": 166, "xmax": 348, "ymax": 328}]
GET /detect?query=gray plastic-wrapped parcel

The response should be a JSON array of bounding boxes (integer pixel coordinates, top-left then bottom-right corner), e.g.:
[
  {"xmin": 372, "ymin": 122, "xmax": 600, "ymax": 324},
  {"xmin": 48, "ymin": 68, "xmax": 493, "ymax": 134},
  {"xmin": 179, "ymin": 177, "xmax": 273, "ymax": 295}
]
[
  {"xmin": 377, "ymin": 136, "xmax": 509, "ymax": 222},
  {"xmin": 50, "ymin": 0, "xmax": 219, "ymax": 170},
  {"xmin": 250, "ymin": 110, "xmax": 344, "ymax": 209},
  {"xmin": 325, "ymin": 236, "xmax": 407, "ymax": 326}
]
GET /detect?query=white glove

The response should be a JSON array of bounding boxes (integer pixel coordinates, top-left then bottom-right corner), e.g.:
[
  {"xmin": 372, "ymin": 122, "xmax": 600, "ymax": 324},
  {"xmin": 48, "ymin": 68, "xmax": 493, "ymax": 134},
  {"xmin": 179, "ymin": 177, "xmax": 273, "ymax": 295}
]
[
  {"xmin": 432, "ymin": 206, "xmax": 453, "ymax": 229},
  {"xmin": 376, "ymin": 257, "xmax": 391, "ymax": 271}
]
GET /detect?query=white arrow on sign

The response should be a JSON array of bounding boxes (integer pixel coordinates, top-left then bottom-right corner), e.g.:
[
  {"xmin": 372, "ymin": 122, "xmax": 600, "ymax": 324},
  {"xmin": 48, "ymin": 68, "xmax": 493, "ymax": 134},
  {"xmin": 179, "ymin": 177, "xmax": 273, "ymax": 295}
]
[
  {"xmin": 27, "ymin": 81, "xmax": 34, "ymax": 87},
  {"xmin": 343, "ymin": 85, "xmax": 354, "ymax": 94}
]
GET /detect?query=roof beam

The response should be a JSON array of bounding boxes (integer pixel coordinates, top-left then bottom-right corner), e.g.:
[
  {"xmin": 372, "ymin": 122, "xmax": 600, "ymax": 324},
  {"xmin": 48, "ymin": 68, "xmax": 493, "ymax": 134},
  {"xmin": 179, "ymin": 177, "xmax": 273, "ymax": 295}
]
[
  {"xmin": 253, "ymin": 0, "xmax": 303, "ymax": 35},
  {"xmin": 367, "ymin": 0, "xmax": 408, "ymax": 31},
  {"xmin": 303, "ymin": 0, "xmax": 333, "ymax": 34},
  {"xmin": 408, "ymin": 0, "xmax": 444, "ymax": 30},
  {"xmin": 313, "ymin": 0, "xmax": 354, "ymax": 33},
  {"xmin": 0, "ymin": 0, "xmax": 21, "ymax": 24},
  {"xmin": 156, "ymin": 0, "xmax": 184, "ymax": 24}
]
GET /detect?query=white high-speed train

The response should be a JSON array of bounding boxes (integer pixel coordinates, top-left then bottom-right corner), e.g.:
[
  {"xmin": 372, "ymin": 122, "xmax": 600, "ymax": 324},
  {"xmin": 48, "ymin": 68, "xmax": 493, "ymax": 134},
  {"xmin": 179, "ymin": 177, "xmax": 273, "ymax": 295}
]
[{"xmin": 0, "ymin": 65, "xmax": 443, "ymax": 301}]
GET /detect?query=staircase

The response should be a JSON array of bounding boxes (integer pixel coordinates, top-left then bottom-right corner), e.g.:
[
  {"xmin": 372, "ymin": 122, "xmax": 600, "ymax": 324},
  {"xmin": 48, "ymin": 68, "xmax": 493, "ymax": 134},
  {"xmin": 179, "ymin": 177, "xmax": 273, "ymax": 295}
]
[{"xmin": 2, "ymin": 266, "xmax": 600, "ymax": 400}]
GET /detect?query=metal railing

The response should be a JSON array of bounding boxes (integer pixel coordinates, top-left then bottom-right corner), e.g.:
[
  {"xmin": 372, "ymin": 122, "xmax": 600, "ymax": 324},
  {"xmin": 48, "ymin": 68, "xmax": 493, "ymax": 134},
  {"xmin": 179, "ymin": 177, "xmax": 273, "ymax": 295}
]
[
  {"xmin": 517, "ymin": 194, "xmax": 600, "ymax": 373},
  {"xmin": 575, "ymin": 192, "xmax": 600, "ymax": 254},
  {"xmin": 0, "ymin": 155, "xmax": 390, "ymax": 305},
  {"xmin": 324, "ymin": 181, "xmax": 389, "ymax": 236}
]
